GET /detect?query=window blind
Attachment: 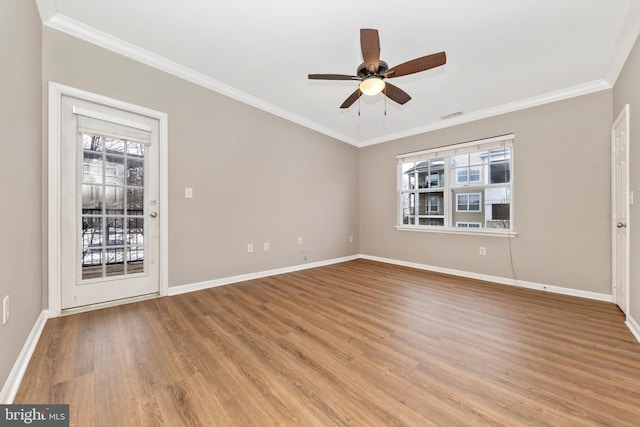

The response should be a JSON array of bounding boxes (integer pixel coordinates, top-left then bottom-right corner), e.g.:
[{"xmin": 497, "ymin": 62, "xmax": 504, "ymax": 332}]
[
  {"xmin": 74, "ymin": 106, "xmax": 152, "ymax": 145},
  {"xmin": 397, "ymin": 134, "xmax": 514, "ymax": 164}
]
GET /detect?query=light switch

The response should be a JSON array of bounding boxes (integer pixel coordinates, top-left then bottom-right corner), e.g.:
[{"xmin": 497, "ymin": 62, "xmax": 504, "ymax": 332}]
[{"xmin": 185, "ymin": 187, "xmax": 193, "ymax": 198}]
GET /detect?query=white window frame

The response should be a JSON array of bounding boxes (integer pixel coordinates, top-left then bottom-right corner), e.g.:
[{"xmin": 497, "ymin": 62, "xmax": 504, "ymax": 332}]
[
  {"xmin": 396, "ymin": 134, "xmax": 516, "ymax": 237},
  {"xmin": 456, "ymin": 222, "xmax": 482, "ymax": 228},
  {"xmin": 455, "ymin": 166, "xmax": 481, "ymax": 185},
  {"xmin": 426, "ymin": 194, "xmax": 441, "ymax": 213},
  {"xmin": 456, "ymin": 169, "xmax": 468, "ymax": 184},
  {"xmin": 456, "ymin": 193, "xmax": 482, "ymax": 212}
]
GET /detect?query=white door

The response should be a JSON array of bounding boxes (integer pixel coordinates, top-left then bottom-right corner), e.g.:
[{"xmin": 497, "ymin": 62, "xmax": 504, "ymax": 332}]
[
  {"xmin": 60, "ymin": 96, "xmax": 160, "ymax": 310},
  {"xmin": 612, "ymin": 104, "xmax": 630, "ymax": 315}
]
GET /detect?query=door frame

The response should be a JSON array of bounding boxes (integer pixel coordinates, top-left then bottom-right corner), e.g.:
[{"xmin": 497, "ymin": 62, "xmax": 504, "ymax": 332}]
[
  {"xmin": 611, "ymin": 103, "xmax": 630, "ymax": 316},
  {"xmin": 48, "ymin": 82, "xmax": 169, "ymax": 317}
]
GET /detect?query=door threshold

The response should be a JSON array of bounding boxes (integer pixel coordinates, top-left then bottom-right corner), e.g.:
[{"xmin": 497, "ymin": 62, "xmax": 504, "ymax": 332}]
[{"xmin": 61, "ymin": 293, "xmax": 159, "ymax": 316}]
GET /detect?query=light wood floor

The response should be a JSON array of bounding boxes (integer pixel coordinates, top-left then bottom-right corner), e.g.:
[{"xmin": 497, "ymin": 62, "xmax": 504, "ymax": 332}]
[{"xmin": 16, "ymin": 259, "xmax": 640, "ymax": 426}]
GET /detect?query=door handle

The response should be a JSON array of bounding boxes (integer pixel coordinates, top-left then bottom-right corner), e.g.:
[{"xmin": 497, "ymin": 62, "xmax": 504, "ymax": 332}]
[
  {"xmin": 617, "ymin": 222, "xmax": 626, "ymax": 228},
  {"xmin": 149, "ymin": 211, "xmax": 158, "ymax": 218}
]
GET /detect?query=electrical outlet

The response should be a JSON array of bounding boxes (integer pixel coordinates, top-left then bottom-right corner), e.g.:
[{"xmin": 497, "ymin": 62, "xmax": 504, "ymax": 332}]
[
  {"xmin": 247, "ymin": 243, "xmax": 253, "ymax": 253},
  {"xmin": 3, "ymin": 295, "xmax": 9, "ymax": 325},
  {"xmin": 264, "ymin": 242, "xmax": 270, "ymax": 252},
  {"xmin": 298, "ymin": 236, "xmax": 303, "ymax": 245},
  {"xmin": 479, "ymin": 247, "xmax": 487, "ymax": 256}
]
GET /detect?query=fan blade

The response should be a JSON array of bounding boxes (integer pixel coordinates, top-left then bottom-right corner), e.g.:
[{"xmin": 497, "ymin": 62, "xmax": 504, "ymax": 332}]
[
  {"xmin": 384, "ymin": 82, "xmax": 411, "ymax": 105},
  {"xmin": 386, "ymin": 52, "xmax": 446, "ymax": 78},
  {"xmin": 308, "ymin": 74, "xmax": 360, "ymax": 80},
  {"xmin": 360, "ymin": 29, "xmax": 380, "ymax": 73},
  {"xmin": 340, "ymin": 89, "xmax": 362, "ymax": 109}
]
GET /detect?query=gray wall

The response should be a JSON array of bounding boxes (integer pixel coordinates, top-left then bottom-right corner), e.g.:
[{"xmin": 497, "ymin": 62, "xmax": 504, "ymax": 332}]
[
  {"xmin": 613, "ymin": 35, "xmax": 640, "ymax": 324},
  {"xmin": 0, "ymin": 0, "xmax": 43, "ymax": 394},
  {"xmin": 360, "ymin": 90, "xmax": 613, "ymax": 294},
  {"xmin": 42, "ymin": 28, "xmax": 360, "ymax": 288}
]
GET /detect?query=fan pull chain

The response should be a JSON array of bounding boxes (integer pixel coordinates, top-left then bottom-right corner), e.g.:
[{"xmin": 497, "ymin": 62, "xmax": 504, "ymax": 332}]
[
  {"xmin": 384, "ymin": 86, "xmax": 387, "ymax": 116},
  {"xmin": 358, "ymin": 94, "xmax": 361, "ymax": 116}
]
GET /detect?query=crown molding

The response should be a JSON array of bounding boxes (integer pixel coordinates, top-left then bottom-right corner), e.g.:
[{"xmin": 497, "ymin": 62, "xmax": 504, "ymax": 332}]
[
  {"xmin": 356, "ymin": 79, "xmax": 612, "ymax": 147},
  {"xmin": 41, "ymin": 13, "xmax": 360, "ymax": 146},
  {"xmin": 39, "ymin": 9, "xmax": 621, "ymax": 149}
]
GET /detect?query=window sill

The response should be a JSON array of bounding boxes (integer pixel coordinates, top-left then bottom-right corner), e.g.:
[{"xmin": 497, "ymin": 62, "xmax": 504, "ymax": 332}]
[{"xmin": 395, "ymin": 225, "xmax": 517, "ymax": 238}]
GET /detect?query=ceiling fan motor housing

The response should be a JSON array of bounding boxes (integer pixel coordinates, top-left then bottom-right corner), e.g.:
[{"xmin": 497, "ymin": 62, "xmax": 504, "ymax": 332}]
[{"xmin": 357, "ymin": 60, "xmax": 388, "ymax": 79}]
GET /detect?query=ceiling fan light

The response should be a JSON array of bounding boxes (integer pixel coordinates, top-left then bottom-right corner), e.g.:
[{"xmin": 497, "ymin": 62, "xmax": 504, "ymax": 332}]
[{"xmin": 359, "ymin": 77, "xmax": 385, "ymax": 96}]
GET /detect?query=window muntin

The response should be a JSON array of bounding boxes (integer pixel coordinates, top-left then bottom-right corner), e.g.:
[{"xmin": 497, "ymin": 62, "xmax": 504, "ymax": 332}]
[{"xmin": 397, "ymin": 135, "xmax": 513, "ymax": 232}]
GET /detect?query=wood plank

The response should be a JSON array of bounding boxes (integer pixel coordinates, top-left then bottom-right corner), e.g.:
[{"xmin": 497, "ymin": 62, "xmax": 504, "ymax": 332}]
[{"xmin": 14, "ymin": 259, "xmax": 640, "ymax": 426}]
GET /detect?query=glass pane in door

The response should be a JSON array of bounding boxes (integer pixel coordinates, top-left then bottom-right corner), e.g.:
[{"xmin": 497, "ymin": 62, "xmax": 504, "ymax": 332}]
[{"xmin": 81, "ymin": 134, "xmax": 146, "ymax": 281}]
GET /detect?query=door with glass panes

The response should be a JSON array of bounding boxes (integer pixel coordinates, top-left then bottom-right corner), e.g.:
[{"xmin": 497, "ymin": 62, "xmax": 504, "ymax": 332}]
[{"xmin": 60, "ymin": 96, "xmax": 159, "ymax": 310}]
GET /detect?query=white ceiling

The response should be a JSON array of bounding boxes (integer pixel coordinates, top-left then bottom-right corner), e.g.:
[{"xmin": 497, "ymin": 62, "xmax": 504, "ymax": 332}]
[{"xmin": 37, "ymin": 0, "xmax": 640, "ymax": 147}]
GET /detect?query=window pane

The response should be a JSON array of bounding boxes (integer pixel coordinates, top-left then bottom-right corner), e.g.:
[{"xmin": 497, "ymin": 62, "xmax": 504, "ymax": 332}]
[
  {"xmin": 82, "ymin": 249, "xmax": 102, "ymax": 280},
  {"xmin": 105, "ymin": 248, "xmax": 125, "ymax": 277},
  {"xmin": 105, "ymin": 138, "xmax": 125, "ymax": 154},
  {"xmin": 127, "ymin": 246, "xmax": 145, "ymax": 274},
  {"xmin": 401, "ymin": 162, "xmax": 417, "ymax": 190},
  {"xmin": 82, "ymin": 134, "xmax": 103, "ymax": 151},
  {"xmin": 127, "ymin": 142, "xmax": 145, "ymax": 156},
  {"xmin": 126, "ymin": 157, "xmax": 144, "ymax": 186},
  {"xmin": 457, "ymin": 194, "xmax": 468, "ymax": 211},
  {"xmin": 490, "ymin": 161, "xmax": 510, "ymax": 183},
  {"xmin": 469, "ymin": 152, "xmax": 484, "ymax": 166},
  {"xmin": 492, "ymin": 204, "xmax": 510, "ymax": 220},
  {"xmin": 401, "ymin": 192, "xmax": 416, "ymax": 224},
  {"xmin": 82, "ymin": 217, "xmax": 102, "ymax": 248},
  {"xmin": 82, "ymin": 184, "xmax": 103, "ymax": 214},
  {"xmin": 127, "ymin": 246, "xmax": 144, "ymax": 263},
  {"xmin": 456, "ymin": 168, "xmax": 468, "ymax": 184},
  {"xmin": 127, "ymin": 188, "xmax": 144, "ymax": 215},
  {"xmin": 418, "ymin": 191, "xmax": 444, "ymax": 215},
  {"xmin": 83, "ymin": 151, "xmax": 103, "ymax": 184},
  {"xmin": 105, "ymin": 155, "xmax": 125, "ymax": 185},
  {"xmin": 127, "ymin": 218, "xmax": 144, "ymax": 245},
  {"xmin": 104, "ymin": 186, "xmax": 125, "ymax": 215},
  {"xmin": 451, "ymin": 154, "xmax": 469, "ymax": 168},
  {"xmin": 470, "ymin": 193, "xmax": 481, "ymax": 212},
  {"xmin": 469, "ymin": 168, "xmax": 481, "ymax": 182},
  {"xmin": 106, "ymin": 217, "xmax": 124, "ymax": 246}
]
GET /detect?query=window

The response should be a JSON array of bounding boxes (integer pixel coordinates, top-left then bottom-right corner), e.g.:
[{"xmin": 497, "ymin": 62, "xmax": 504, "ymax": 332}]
[
  {"xmin": 456, "ymin": 222, "xmax": 481, "ymax": 228},
  {"xmin": 397, "ymin": 134, "xmax": 513, "ymax": 232},
  {"xmin": 426, "ymin": 195, "xmax": 441, "ymax": 213},
  {"xmin": 456, "ymin": 193, "xmax": 481, "ymax": 212}
]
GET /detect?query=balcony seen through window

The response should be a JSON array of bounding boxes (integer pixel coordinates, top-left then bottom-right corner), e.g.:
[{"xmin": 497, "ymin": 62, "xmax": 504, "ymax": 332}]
[{"xmin": 397, "ymin": 135, "xmax": 514, "ymax": 232}]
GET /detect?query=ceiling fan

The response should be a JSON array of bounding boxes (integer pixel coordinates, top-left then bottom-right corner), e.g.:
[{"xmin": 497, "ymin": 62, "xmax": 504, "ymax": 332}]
[{"xmin": 308, "ymin": 29, "xmax": 446, "ymax": 109}]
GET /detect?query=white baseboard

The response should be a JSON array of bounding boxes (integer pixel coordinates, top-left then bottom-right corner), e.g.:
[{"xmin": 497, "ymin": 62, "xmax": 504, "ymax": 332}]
[
  {"xmin": 360, "ymin": 254, "xmax": 613, "ymax": 303},
  {"xmin": 0, "ymin": 310, "xmax": 49, "ymax": 404},
  {"xmin": 169, "ymin": 253, "xmax": 613, "ymax": 303},
  {"xmin": 626, "ymin": 315, "xmax": 640, "ymax": 344},
  {"xmin": 168, "ymin": 255, "xmax": 360, "ymax": 296}
]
